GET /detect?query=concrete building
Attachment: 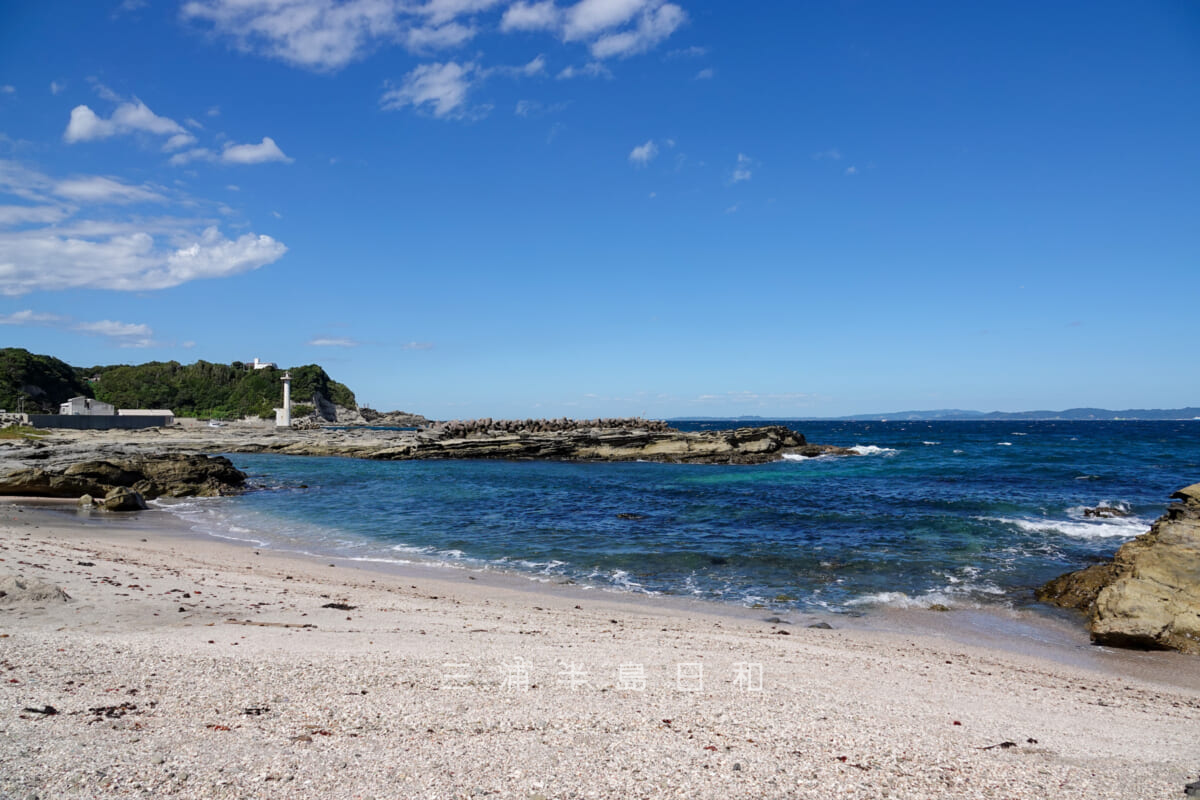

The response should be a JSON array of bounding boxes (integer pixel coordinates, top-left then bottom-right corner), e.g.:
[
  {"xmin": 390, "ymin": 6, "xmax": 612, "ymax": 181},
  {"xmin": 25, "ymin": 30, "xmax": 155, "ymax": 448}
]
[
  {"xmin": 118, "ymin": 408, "xmax": 176, "ymax": 425},
  {"xmin": 252, "ymin": 358, "xmax": 277, "ymax": 370},
  {"xmin": 59, "ymin": 396, "xmax": 116, "ymax": 416}
]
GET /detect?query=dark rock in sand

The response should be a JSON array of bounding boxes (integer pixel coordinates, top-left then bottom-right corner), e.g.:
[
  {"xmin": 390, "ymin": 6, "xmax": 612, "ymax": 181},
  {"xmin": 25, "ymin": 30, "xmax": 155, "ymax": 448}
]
[
  {"xmin": 0, "ymin": 574, "xmax": 71, "ymax": 605},
  {"xmin": 102, "ymin": 486, "xmax": 147, "ymax": 511}
]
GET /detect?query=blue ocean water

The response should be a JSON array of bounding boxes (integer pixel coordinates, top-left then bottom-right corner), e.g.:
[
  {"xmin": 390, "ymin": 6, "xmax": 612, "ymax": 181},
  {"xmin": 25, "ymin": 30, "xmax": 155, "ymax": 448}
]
[{"xmin": 161, "ymin": 421, "xmax": 1200, "ymax": 613}]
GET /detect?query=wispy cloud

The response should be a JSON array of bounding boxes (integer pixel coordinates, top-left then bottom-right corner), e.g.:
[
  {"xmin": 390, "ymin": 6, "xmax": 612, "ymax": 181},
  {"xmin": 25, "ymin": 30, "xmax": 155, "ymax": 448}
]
[
  {"xmin": 182, "ymin": 0, "xmax": 686, "ymax": 73},
  {"xmin": 628, "ymin": 139, "xmax": 659, "ymax": 166},
  {"xmin": 381, "ymin": 61, "xmax": 480, "ymax": 118},
  {"xmin": 731, "ymin": 152, "xmax": 753, "ymax": 183},
  {"xmin": 589, "ymin": 2, "xmax": 685, "ymax": 59},
  {"xmin": 402, "ymin": 341, "xmax": 434, "ymax": 351},
  {"xmin": 556, "ymin": 61, "xmax": 612, "ymax": 80},
  {"xmin": 694, "ymin": 67, "xmax": 714, "ymax": 80},
  {"xmin": 0, "ymin": 159, "xmax": 286, "ymax": 296},
  {"xmin": 812, "ymin": 148, "xmax": 841, "ymax": 161},
  {"xmin": 1, "ymin": 308, "xmax": 157, "ymax": 347},
  {"xmin": 308, "ymin": 336, "xmax": 359, "ymax": 347},
  {"xmin": 169, "ymin": 137, "xmax": 293, "ymax": 166}
]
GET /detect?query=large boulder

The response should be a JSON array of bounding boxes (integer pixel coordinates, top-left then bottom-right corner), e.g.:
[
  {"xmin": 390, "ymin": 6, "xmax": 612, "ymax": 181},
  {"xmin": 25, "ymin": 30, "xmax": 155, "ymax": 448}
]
[
  {"xmin": 1038, "ymin": 483, "xmax": 1200, "ymax": 654},
  {"xmin": 102, "ymin": 486, "xmax": 147, "ymax": 511},
  {"xmin": 0, "ymin": 454, "xmax": 245, "ymax": 499}
]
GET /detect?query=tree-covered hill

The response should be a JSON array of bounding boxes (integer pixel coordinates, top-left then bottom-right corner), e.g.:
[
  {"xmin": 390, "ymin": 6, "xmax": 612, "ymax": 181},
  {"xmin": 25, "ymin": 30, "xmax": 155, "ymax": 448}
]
[
  {"xmin": 0, "ymin": 348, "xmax": 356, "ymax": 419},
  {"xmin": 0, "ymin": 348, "xmax": 94, "ymax": 413}
]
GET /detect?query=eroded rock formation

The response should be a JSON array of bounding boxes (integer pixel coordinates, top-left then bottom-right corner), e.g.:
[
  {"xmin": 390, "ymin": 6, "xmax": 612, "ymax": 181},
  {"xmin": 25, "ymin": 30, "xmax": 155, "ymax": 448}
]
[
  {"xmin": 1037, "ymin": 483, "xmax": 1200, "ymax": 654},
  {"xmin": 0, "ymin": 453, "xmax": 246, "ymax": 500}
]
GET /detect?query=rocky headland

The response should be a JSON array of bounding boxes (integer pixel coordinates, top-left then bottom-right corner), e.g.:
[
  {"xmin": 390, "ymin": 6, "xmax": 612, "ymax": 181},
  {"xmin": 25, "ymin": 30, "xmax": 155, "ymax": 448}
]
[
  {"xmin": 1, "ymin": 420, "xmax": 852, "ymax": 478},
  {"xmin": 1037, "ymin": 483, "xmax": 1200, "ymax": 654}
]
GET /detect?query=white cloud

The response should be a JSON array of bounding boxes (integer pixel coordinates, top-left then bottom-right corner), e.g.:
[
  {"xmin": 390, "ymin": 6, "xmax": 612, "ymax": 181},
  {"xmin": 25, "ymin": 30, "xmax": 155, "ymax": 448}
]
[
  {"xmin": 0, "ymin": 309, "xmax": 65, "ymax": 325},
  {"xmin": 182, "ymin": 0, "xmax": 684, "ymax": 72},
  {"xmin": 665, "ymin": 44, "xmax": 706, "ymax": 58},
  {"xmin": 556, "ymin": 61, "xmax": 612, "ymax": 79},
  {"xmin": 221, "ymin": 137, "xmax": 293, "ymax": 164},
  {"xmin": 0, "ymin": 226, "xmax": 286, "ymax": 295},
  {"xmin": 0, "ymin": 309, "xmax": 156, "ymax": 347},
  {"xmin": 226, "ymin": 184, "xmax": 240, "ymax": 191},
  {"xmin": 0, "ymin": 205, "xmax": 72, "ymax": 227},
  {"xmin": 844, "ymin": 165, "xmax": 857, "ymax": 176},
  {"xmin": 206, "ymin": 105, "xmax": 220, "ymax": 117},
  {"xmin": 63, "ymin": 100, "xmax": 190, "ymax": 144},
  {"xmin": 88, "ymin": 78, "xmax": 121, "ymax": 102},
  {"xmin": 308, "ymin": 336, "xmax": 359, "ymax": 347},
  {"xmin": 419, "ymin": 0, "xmax": 506, "ymax": 25},
  {"xmin": 563, "ymin": 0, "xmax": 645, "ymax": 40},
  {"xmin": 501, "ymin": 0, "xmax": 560, "ymax": 31},
  {"xmin": 164, "ymin": 132, "xmax": 199, "ymax": 151},
  {"xmin": 381, "ymin": 61, "xmax": 479, "ymax": 118},
  {"xmin": 0, "ymin": 158, "xmax": 286, "ymax": 296},
  {"xmin": 694, "ymin": 67, "xmax": 713, "ymax": 79},
  {"xmin": 49, "ymin": 81, "xmax": 65, "ymax": 95},
  {"xmin": 0, "ymin": 85, "xmax": 14, "ymax": 95},
  {"xmin": 406, "ymin": 21, "xmax": 476, "ymax": 51},
  {"xmin": 53, "ymin": 176, "xmax": 166, "ymax": 204},
  {"xmin": 168, "ymin": 138, "xmax": 292, "ymax": 166},
  {"xmin": 812, "ymin": 148, "xmax": 841, "ymax": 161},
  {"xmin": 402, "ymin": 341, "xmax": 434, "ymax": 350},
  {"xmin": 168, "ymin": 148, "xmax": 215, "ymax": 166},
  {"xmin": 590, "ymin": 1, "xmax": 684, "ymax": 58},
  {"xmin": 731, "ymin": 152, "xmax": 753, "ymax": 183},
  {"xmin": 628, "ymin": 139, "xmax": 658, "ymax": 166},
  {"xmin": 182, "ymin": 0, "xmax": 403, "ymax": 71}
]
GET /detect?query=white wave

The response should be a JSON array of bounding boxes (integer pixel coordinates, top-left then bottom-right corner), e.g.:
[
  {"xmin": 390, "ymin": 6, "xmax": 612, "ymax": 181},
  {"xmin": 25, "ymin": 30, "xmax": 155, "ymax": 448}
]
[
  {"xmin": 1065, "ymin": 501, "xmax": 1130, "ymax": 518},
  {"xmin": 850, "ymin": 445, "xmax": 899, "ymax": 456},
  {"xmin": 996, "ymin": 442, "xmax": 1013, "ymax": 446},
  {"xmin": 781, "ymin": 453, "xmax": 814, "ymax": 462},
  {"xmin": 844, "ymin": 581, "xmax": 1006, "ymax": 610},
  {"xmin": 922, "ymin": 441, "xmax": 940, "ymax": 446},
  {"xmin": 952, "ymin": 449, "xmax": 965, "ymax": 454},
  {"xmin": 984, "ymin": 514, "xmax": 1149, "ymax": 540}
]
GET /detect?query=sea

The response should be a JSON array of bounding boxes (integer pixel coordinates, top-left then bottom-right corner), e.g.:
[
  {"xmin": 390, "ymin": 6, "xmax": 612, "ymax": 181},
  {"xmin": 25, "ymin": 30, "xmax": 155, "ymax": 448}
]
[{"xmin": 158, "ymin": 420, "xmax": 1200, "ymax": 615}]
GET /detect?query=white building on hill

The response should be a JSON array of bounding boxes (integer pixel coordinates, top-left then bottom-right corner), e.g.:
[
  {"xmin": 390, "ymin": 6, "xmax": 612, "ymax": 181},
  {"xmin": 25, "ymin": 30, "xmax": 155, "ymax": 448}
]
[{"xmin": 59, "ymin": 397, "xmax": 115, "ymax": 416}]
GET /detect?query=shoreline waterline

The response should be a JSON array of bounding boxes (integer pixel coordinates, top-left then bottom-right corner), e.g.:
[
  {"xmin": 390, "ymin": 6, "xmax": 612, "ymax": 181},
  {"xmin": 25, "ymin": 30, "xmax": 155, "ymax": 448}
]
[{"xmin": 11, "ymin": 498, "xmax": 1199, "ymax": 691}]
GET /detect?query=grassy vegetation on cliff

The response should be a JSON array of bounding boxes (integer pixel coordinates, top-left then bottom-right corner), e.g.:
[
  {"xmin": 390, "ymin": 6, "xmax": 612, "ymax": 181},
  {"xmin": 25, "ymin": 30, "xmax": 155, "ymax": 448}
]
[
  {"xmin": 0, "ymin": 348, "xmax": 94, "ymax": 413},
  {"xmin": 82, "ymin": 360, "xmax": 356, "ymax": 420},
  {"xmin": 0, "ymin": 348, "xmax": 356, "ymax": 420}
]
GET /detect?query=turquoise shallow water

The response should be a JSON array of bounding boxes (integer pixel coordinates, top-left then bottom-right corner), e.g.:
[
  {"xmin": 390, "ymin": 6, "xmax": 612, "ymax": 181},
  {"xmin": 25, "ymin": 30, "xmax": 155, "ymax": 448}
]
[{"xmin": 160, "ymin": 420, "xmax": 1200, "ymax": 613}]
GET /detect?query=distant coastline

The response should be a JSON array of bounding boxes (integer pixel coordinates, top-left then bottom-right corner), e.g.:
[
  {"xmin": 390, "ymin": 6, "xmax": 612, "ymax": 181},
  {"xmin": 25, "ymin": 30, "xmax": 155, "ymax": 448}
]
[{"xmin": 673, "ymin": 407, "xmax": 1200, "ymax": 422}]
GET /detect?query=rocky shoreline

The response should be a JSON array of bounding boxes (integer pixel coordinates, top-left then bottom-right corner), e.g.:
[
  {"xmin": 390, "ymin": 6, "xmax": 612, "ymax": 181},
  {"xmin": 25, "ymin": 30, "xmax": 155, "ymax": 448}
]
[
  {"xmin": 1037, "ymin": 483, "xmax": 1200, "ymax": 654},
  {"xmin": 0, "ymin": 422, "xmax": 854, "ymax": 501}
]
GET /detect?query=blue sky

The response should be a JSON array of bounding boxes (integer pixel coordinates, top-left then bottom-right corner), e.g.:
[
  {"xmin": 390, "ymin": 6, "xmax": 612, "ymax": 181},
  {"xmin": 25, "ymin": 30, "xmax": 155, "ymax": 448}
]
[{"xmin": 0, "ymin": 1, "xmax": 1197, "ymax": 418}]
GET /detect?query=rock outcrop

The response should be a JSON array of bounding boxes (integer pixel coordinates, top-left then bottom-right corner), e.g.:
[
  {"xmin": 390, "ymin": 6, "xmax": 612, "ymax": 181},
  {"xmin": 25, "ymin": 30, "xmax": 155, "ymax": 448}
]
[
  {"xmin": 0, "ymin": 453, "xmax": 246, "ymax": 500},
  {"xmin": 1037, "ymin": 483, "xmax": 1200, "ymax": 654},
  {"xmin": 238, "ymin": 423, "xmax": 851, "ymax": 465}
]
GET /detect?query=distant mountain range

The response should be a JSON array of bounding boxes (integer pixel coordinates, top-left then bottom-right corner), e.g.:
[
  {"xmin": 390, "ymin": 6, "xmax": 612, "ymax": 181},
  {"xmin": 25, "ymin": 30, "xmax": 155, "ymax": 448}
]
[{"xmin": 673, "ymin": 408, "xmax": 1200, "ymax": 422}]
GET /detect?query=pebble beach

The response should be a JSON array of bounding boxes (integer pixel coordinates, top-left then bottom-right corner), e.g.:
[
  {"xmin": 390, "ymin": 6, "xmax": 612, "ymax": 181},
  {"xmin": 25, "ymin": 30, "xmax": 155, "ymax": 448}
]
[{"xmin": 1, "ymin": 501, "xmax": 1198, "ymax": 799}]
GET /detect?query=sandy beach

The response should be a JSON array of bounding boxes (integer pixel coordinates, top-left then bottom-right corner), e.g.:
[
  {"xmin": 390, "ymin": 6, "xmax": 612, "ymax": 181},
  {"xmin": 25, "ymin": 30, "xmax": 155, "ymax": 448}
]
[{"xmin": 0, "ymin": 502, "xmax": 1197, "ymax": 799}]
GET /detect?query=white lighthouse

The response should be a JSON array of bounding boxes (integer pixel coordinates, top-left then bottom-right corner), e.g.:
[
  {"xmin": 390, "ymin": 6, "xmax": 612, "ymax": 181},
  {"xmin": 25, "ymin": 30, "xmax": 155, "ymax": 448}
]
[{"xmin": 275, "ymin": 371, "xmax": 292, "ymax": 428}]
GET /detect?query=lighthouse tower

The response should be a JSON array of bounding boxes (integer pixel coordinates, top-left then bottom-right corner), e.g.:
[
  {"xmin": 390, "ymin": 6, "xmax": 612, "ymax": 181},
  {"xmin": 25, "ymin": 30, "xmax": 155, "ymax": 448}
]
[{"xmin": 275, "ymin": 371, "xmax": 292, "ymax": 428}]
